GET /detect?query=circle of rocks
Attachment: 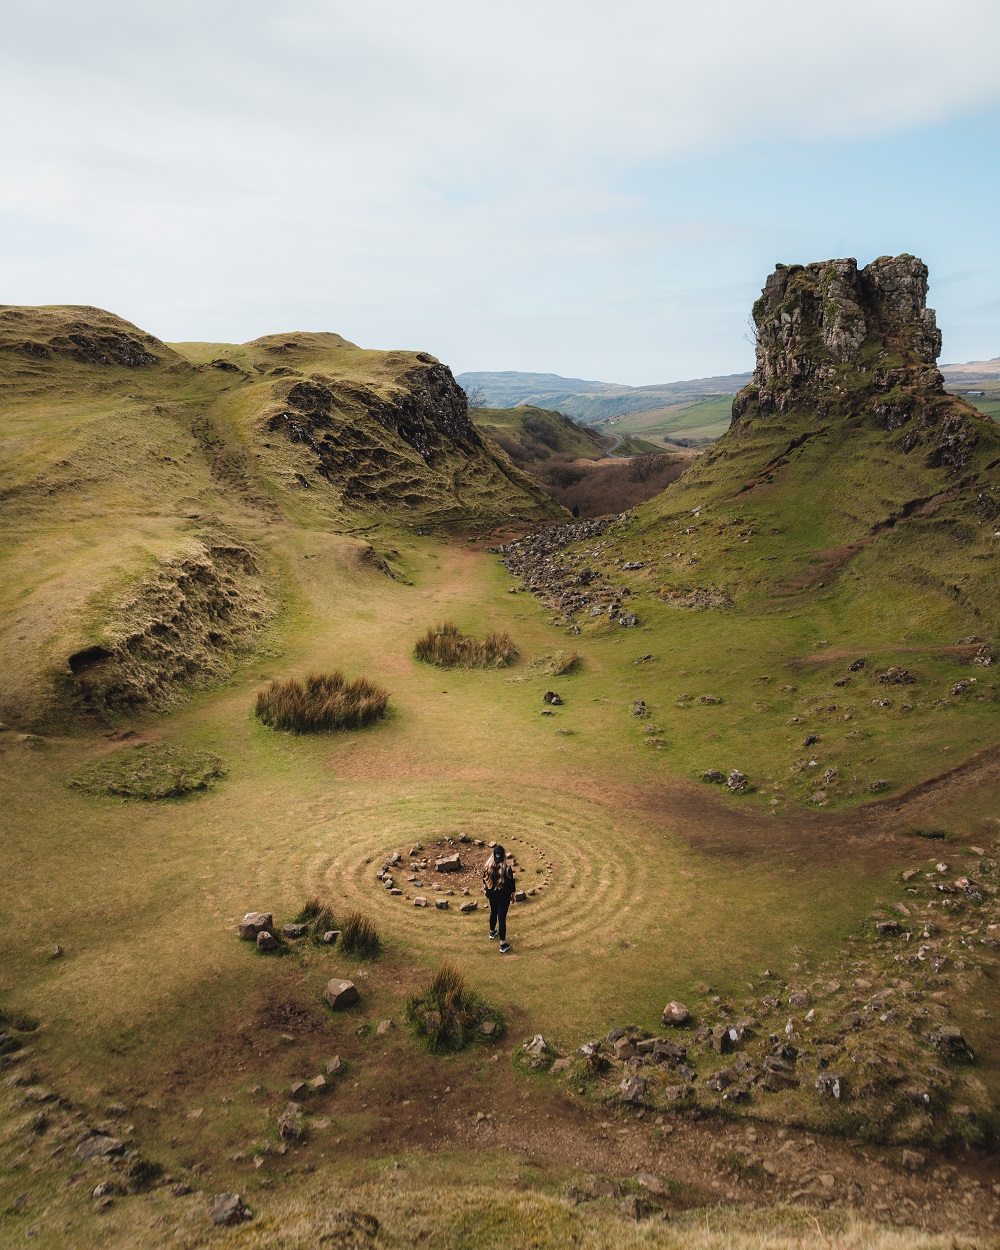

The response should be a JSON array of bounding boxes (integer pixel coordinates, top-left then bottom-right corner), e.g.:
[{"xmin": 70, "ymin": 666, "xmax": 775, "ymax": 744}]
[
  {"xmin": 284, "ymin": 783, "xmax": 654, "ymax": 958},
  {"xmin": 373, "ymin": 835, "xmax": 553, "ymax": 913}
]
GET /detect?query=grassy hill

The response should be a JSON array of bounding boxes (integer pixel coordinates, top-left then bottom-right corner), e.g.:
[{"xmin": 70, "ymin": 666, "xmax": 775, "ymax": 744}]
[
  {"xmin": 0, "ymin": 305, "xmax": 560, "ymax": 728},
  {"xmin": 596, "ymin": 394, "xmax": 735, "ymax": 447}
]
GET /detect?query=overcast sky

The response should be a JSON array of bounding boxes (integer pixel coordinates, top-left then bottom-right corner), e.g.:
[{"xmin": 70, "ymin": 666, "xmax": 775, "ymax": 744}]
[{"xmin": 2, "ymin": 0, "xmax": 999, "ymax": 383}]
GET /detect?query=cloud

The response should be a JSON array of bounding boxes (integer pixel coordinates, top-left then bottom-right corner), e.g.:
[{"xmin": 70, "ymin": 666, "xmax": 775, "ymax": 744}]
[{"xmin": 0, "ymin": 0, "xmax": 998, "ymax": 376}]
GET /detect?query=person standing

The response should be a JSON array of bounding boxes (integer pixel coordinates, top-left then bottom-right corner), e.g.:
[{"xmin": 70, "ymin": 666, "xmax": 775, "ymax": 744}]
[{"xmin": 482, "ymin": 843, "xmax": 516, "ymax": 954}]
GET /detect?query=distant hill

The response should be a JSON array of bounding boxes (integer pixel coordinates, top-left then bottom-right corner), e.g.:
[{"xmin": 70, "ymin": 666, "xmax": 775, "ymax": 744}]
[
  {"xmin": 457, "ymin": 369, "xmax": 753, "ymax": 424},
  {"xmin": 939, "ymin": 356, "xmax": 1000, "ymax": 386},
  {"xmin": 471, "ymin": 404, "xmax": 660, "ymax": 467}
]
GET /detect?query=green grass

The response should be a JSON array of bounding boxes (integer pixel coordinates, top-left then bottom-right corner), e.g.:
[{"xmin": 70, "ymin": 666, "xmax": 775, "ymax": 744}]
[{"xmin": 598, "ymin": 394, "xmax": 735, "ymax": 445}]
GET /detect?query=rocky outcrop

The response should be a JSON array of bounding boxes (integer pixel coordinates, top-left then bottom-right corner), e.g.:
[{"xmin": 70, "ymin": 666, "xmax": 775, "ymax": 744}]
[
  {"xmin": 732, "ymin": 255, "xmax": 978, "ymax": 469},
  {"xmin": 61, "ymin": 533, "xmax": 275, "ymax": 717}
]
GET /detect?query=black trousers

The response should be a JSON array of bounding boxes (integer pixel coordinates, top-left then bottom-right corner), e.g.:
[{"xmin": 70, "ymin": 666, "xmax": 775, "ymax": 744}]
[{"xmin": 487, "ymin": 890, "xmax": 511, "ymax": 940}]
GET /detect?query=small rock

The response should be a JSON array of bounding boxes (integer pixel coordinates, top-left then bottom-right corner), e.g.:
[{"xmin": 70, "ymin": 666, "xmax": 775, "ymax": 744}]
[
  {"xmin": 514, "ymin": 890, "xmax": 527, "ymax": 902},
  {"xmin": 727, "ymin": 769, "xmax": 749, "ymax": 792},
  {"xmin": 619, "ymin": 1075, "xmax": 647, "ymax": 1105},
  {"xmin": 613, "ymin": 1037, "xmax": 635, "ymax": 1060},
  {"xmin": 322, "ymin": 930, "xmax": 340, "ymax": 944},
  {"xmin": 815, "ymin": 1073, "xmax": 844, "ymax": 1099},
  {"xmin": 75, "ymin": 1135, "xmax": 124, "ymax": 1162},
  {"xmin": 702, "ymin": 768, "xmax": 724, "ymax": 783},
  {"xmin": 325, "ymin": 1056, "xmax": 342, "ymax": 1074},
  {"xmin": 282, "ymin": 924, "xmax": 307, "ymax": 939},
  {"xmin": 256, "ymin": 930, "xmax": 278, "ymax": 951},
  {"xmin": 209, "ymin": 1193, "xmax": 252, "ymax": 1226},
  {"xmin": 376, "ymin": 1019, "xmax": 392, "ymax": 1036},
  {"xmin": 901, "ymin": 1149, "xmax": 926, "ymax": 1172},
  {"xmin": 662, "ymin": 1000, "xmax": 690, "ymax": 1026},
  {"xmin": 480, "ymin": 1020, "xmax": 497, "ymax": 1036},
  {"xmin": 323, "ymin": 979, "xmax": 360, "ymax": 1010},
  {"xmin": 523, "ymin": 1034, "xmax": 549, "ymax": 1058},
  {"xmin": 435, "ymin": 898, "xmax": 449, "ymax": 910},
  {"xmin": 413, "ymin": 897, "xmax": 428, "ymax": 908},
  {"xmin": 460, "ymin": 900, "xmax": 478, "ymax": 913},
  {"xmin": 543, "ymin": 691, "xmax": 563, "ymax": 705},
  {"xmin": 92, "ymin": 1182, "xmax": 117, "ymax": 1199},
  {"xmin": 239, "ymin": 912, "xmax": 273, "ymax": 940},
  {"xmin": 49, "ymin": 945, "xmax": 63, "ymax": 960},
  {"xmin": 551, "ymin": 1058, "xmax": 571, "ymax": 1073}
]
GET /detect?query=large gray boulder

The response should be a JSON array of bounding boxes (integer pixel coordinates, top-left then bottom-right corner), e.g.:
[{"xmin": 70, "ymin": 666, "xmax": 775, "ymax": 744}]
[{"xmin": 435, "ymin": 853, "xmax": 462, "ymax": 872}]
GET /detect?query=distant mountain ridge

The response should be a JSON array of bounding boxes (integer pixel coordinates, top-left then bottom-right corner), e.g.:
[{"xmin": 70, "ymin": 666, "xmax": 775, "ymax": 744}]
[
  {"xmin": 457, "ymin": 369, "xmax": 753, "ymax": 423},
  {"xmin": 460, "ymin": 356, "xmax": 1000, "ymax": 424}
]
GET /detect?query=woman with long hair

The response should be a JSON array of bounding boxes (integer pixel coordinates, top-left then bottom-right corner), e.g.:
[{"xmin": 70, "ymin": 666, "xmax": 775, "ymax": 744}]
[{"xmin": 482, "ymin": 843, "xmax": 517, "ymax": 954}]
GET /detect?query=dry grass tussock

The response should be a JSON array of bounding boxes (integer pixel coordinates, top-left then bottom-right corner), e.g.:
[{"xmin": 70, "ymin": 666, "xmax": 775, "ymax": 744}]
[
  {"xmin": 413, "ymin": 620, "xmax": 517, "ymax": 669},
  {"xmin": 339, "ymin": 909, "xmax": 381, "ymax": 958},
  {"xmin": 292, "ymin": 897, "xmax": 337, "ymax": 941},
  {"xmin": 255, "ymin": 671, "xmax": 389, "ymax": 732},
  {"xmin": 527, "ymin": 649, "xmax": 581, "ymax": 676},
  {"xmin": 406, "ymin": 960, "xmax": 503, "ymax": 1052}
]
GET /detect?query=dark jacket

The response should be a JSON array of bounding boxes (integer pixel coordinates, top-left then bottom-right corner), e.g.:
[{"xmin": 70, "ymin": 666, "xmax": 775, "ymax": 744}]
[{"xmin": 483, "ymin": 855, "xmax": 516, "ymax": 899}]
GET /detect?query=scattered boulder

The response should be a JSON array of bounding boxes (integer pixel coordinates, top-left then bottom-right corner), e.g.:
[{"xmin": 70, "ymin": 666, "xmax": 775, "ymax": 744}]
[
  {"xmin": 413, "ymin": 897, "xmax": 429, "ymax": 908},
  {"xmin": 619, "ymin": 1075, "xmax": 647, "ymax": 1105},
  {"xmin": 727, "ymin": 769, "xmax": 749, "ymax": 792},
  {"xmin": 434, "ymin": 899, "xmax": 449, "ymax": 910},
  {"xmin": 277, "ymin": 1103, "xmax": 304, "ymax": 1141},
  {"xmin": 632, "ymin": 700, "xmax": 647, "ymax": 717},
  {"xmin": 702, "ymin": 769, "xmax": 724, "ymax": 783},
  {"xmin": 75, "ymin": 1135, "xmax": 124, "ymax": 1162},
  {"xmin": 282, "ymin": 924, "xmax": 307, "ymax": 939},
  {"xmin": 901, "ymin": 1149, "xmax": 926, "ymax": 1172},
  {"xmin": 613, "ymin": 1037, "xmax": 635, "ymax": 1061},
  {"xmin": 514, "ymin": 890, "xmax": 527, "ymax": 903},
  {"xmin": 522, "ymin": 1034, "xmax": 549, "ymax": 1058},
  {"xmin": 321, "ymin": 930, "xmax": 340, "ymax": 945},
  {"xmin": 256, "ymin": 931, "xmax": 278, "ymax": 951},
  {"xmin": 924, "ymin": 1025, "xmax": 974, "ymax": 1060},
  {"xmin": 543, "ymin": 691, "xmax": 563, "ymax": 705},
  {"xmin": 323, "ymin": 979, "xmax": 360, "ymax": 1010},
  {"xmin": 618, "ymin": 612, "xmax": 639, "ymax": 627},
  {"xmin": 662, "ymin": 1001, "xmax": 690, "ymax": 1026},
  {"xmin": 435, "ymin": 853, "xmax": 462, "ymax": 872},
  {"xmin": 209, "ymin": 1194, "xmax": 252, "ymax": 1226},
  {"xmin": 239, "ymin": 912, "xmax": 272, "ymax": 940},
  {"xmin": 875, "ymin": 920, "xmax": 902, "ymax": 937},
  {"xmin": 815, "ymin": 1073, "xmax": 845, "ymax": 1100},
  {"xmin": 460, "ymin": 900, "xmax": 478, "ymax": 913}
]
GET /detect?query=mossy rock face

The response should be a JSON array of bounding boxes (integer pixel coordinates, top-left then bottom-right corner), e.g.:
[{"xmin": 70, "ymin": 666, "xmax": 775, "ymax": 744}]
[{"xmin": 68, "ymin": 743, "xmax": 226, "ymax": 800}]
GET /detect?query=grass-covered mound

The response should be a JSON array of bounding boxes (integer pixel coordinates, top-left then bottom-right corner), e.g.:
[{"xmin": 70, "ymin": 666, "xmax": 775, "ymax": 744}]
[
  {"xmin": 68, "ymin": 743, "xmax": 226, "ymax": 800},
  {"xmin": 406, "ymin": 961, "xmax": 503, "ymax": 1052},
  {"xmin": 255, "ymin": 672, "xmax": 389, "ymax": 732},
  {"xmin": 414, "ymin": 621, "xmax": 517, "ymax": 669}
]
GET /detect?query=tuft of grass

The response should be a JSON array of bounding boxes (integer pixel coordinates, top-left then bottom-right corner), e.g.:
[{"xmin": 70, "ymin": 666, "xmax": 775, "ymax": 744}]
[
  {"xmin": 414, "ymin": 621, "xmax": 517, "ymax": 669},
  {"xmin": 339, "ymin": 909, "xmax": 381, "ymax": 959},
  {"xmin": 528, "ymin": 650, "xmax": 581, "ymax": 677},
  {"xmin": 68, "ymin": 744, "xmax": 226, "ymax": 800},
  {"xmin": 292, "ymin": 897, "xmax": 338, "ymax": 940},
  {"xmin": 406, "ymin": 960, "xmax": 503, "ymax": 1052},
  {"xmin": 255, "ymin": 671, "xmax": 389, "ymax": 733}
]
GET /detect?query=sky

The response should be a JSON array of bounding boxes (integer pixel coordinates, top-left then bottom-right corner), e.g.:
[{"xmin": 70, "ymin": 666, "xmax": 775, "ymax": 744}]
[{"xmin": 1, "ymin": 0, "xmax": 999, "ymax": 384}]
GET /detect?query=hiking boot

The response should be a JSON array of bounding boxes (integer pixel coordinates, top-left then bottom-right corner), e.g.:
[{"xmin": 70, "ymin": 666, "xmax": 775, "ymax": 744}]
[{"xmin": 499, "ymin": 941, "xmax": 511, "ymax": 954}]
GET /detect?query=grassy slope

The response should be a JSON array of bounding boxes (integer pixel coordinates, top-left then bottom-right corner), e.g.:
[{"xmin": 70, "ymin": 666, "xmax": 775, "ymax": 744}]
[
  {"xmin": 600, "ymin": 395, "xmax": 734, "ymax": 446},
  {"xmin": 0, "ymin": 307, "xmax": 558, "ymax": 726},
  {"xmin": 568, "ymin": 394, "xmax": 1000, "ymax": 808},
  {"xmin": 472, "ymin": 404, "xmax": 608, "ymax": 464}
]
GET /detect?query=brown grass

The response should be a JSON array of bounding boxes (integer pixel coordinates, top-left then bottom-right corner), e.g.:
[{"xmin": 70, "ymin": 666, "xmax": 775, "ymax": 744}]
[
  {"xmin": 254, "ymin": 671, "xmax": 389, "ymax": 732},
  {"xmin": 413, "ymin": 621, "xmax": 517, "ymax": 668},
  {"xmin": 406, "ymin": 960, "xmax": 503, "ymax": 1052},
  {"xmin": 535, "ymin": 451, "xmax": 687, "ymax": 517}
]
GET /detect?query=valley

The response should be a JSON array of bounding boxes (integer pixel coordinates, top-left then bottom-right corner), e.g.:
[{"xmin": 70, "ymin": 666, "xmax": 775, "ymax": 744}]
[{"xmin": 2, "ymin": 261, "xmax": 1000, "ymax": 1249}]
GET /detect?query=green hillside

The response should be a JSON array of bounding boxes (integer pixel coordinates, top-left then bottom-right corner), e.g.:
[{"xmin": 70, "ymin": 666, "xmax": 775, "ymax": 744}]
[
  {"xmin": 598, "ymin": 394, "xmax": 734, "ymax": 446},
  {"xmin": 0, "ymin": 305, "xmax": 560, "ymax": 728},
  {"xmin": 471, "ymin": 403, "xmax": 607, "ymax": 465}
]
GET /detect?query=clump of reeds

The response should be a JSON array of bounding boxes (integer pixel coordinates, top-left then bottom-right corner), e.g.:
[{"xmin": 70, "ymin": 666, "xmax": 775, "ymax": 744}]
[
  {"xmin": 406, "ymin": 960, "xmax": 503, "ymax": 1052},
  {"xmin": 254, "ymin": 672, "xmax": 389, "ymax": 733},
  {"xmin": 413, "ymin": 621, "xmax": 517, "ymax": 669},
  {"xmin": 339, "ymin": 909, "xmax": 382, "ymax": 959}
]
